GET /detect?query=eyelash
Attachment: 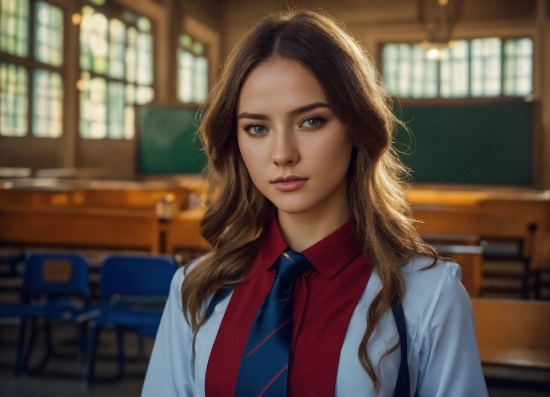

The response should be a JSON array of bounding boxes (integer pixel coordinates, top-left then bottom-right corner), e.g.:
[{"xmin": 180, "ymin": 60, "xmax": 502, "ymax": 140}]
[
  {"xmin": 301, "ymin": 116, "xmax": 327, "ymax": 130},
  {"xmin": 242, "ymin": 116, "xmax": 328, "ymax": 137}
]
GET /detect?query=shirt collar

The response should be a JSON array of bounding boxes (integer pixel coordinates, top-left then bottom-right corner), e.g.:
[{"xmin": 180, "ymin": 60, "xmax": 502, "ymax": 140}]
[{"xmin": 258, "ymin": 216, "xmax": 362, "ymax": 280}]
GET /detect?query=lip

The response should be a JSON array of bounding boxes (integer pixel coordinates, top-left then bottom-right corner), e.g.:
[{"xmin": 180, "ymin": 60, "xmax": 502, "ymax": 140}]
[{"xmin": 270, "ymin": 175, "xmax": 308, "ymax": 192}]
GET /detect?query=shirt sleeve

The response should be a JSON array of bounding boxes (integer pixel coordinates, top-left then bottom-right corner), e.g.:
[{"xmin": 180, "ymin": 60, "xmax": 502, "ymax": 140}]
[
  {"xmin": 415, "ymin": 262, "xmax": 488, "ymax": 397},
  {"xmin": 142, "ymin": 268, "xmax": 194, "ymax": 397}
]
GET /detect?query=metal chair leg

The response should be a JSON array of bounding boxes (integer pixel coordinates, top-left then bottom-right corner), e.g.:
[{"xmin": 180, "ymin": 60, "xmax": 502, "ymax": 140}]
[
  {"xmin": 32, "ymin": 319, "xmax": 53, "ymax": 372},
  {"xmin": 87, "ymin": 325, "xmax": 100, "ymax": 383},
  {"xmin": 21, "ymin": 318, "xmax": 41, "ymax": 374},
  {"xmin": 77, "ymin": 322, "xmax": 88, "ymax": 377},
  {"xmin": 116, "ymin": 327, "xmax": 125, "ymax": 380},
  {"xmin": 14, "ymin": 317, "xmax": 28, "ymax": 377}
]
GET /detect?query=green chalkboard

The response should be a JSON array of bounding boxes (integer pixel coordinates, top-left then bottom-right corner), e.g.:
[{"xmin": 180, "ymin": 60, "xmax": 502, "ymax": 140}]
[
  {"xmin": 137, "ymin": 106, "xmax": 207, "ymax": 175},
  {"xmin": 394, "ymin": 101, "xmax": 533, "ymax": 185}
]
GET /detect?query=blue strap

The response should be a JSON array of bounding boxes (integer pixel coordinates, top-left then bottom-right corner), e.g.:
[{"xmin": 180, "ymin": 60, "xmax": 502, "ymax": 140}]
[
  {"xmin": 205, "ymin": 289, "xmax": 410, "ymax": 396},
  {"xmin": 391, "ymin": 296, "xmax": 410, "ymax": 397},
  {"xmin": 204, "ymin": 286, "xmax": 233, "ymax": 321}
]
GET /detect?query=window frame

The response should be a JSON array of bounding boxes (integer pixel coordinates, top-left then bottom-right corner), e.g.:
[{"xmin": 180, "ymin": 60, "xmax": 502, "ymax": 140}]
[
  {"xmin": 0, "ymin": 0, "xmax": 68, "ymax": 139},
  {"xmin": 378, "ymin": 35, "xmax": 535, "ymax": 104},
  {"xmin": 176, "ymin": 31, "xmax": 209, "ymax": 105},
  {"xmin": 76, "ymin": 0, "xmax": 156, "ymax": 140}
]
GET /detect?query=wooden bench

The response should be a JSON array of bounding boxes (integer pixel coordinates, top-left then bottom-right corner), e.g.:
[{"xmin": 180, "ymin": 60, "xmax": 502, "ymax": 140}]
[
  {"xmin": 0, "ymin": 206, "xmax": 161, "ymax": 253},
  {"xmin": 472, "ymin": 298, "xmax": 550, "ymax": 371},
  {"xmin": 409, "ymin": 187, "xmax": 550, "ymax": 298},
  {"xmin": 163, "ymin": 207, "xmax": 211, "ymax": 254}
]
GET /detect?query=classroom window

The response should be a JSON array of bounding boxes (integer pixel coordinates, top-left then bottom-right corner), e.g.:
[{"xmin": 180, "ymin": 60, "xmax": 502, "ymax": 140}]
[
  {"xmin": 78, "ymin": 5, "xmax": 154, "ymax": 140},
  {"xmin": 382, "ymin": 37, "xmax": 533, "ymax": 99},
  {"xmin": 1, "ymin": 0, "xmax": 29, "ymax": 57},
  {"xmin": 0, "ymin": 0, "xmax": 64, "ymax": 138},
  {"xmin": 0, "ymin": 63, "xmax": 28, "ymax": 137},
  {"xmin": 503, "ymin": 38, "xmax": 533, "ymax": 96},
  {"xmin": 34, "ymin": 1, "xmax": 63, "ymax": 67},
  {"xmin": 178, "ymin": 34, "xmax": 209, "ymax": 103},
  {"xmin": 33, "ymin": 69, "xmax": 62, "ymax": 138}
]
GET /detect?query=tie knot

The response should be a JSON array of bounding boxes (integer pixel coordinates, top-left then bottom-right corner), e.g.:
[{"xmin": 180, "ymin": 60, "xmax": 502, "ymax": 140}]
[{"xmin": 275, "ymin": 250, "xmax": 311, "ymax": 284}]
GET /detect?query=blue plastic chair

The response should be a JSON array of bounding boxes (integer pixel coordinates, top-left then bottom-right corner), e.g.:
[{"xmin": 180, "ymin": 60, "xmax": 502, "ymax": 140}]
[
  {"xmin": 0, "ymin": 252, "xmax": 91, "ymax": 376},
  {"xmin": 86, "ymin": 254, "xmax": 177, "ymax": 382}
]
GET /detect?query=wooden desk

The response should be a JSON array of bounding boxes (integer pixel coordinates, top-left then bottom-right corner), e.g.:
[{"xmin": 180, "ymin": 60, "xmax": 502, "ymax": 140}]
[
  {"xmin": 0, "ymin": 179, "xmax": 196, "ymax": 254},
  {"xmin": 407, "ymin": 187, "xmax": 550, "ymax": 272},
  {"xmin": 163, "ymin": 207, "xmax": 210, "ymax": 253},
  {"xmin": 0, "ymin": 205, "xmax": 160, "ymax": 252},
  {"xmin": 472, "ymin": 298, "xmax": 550, "ymax": 371}
]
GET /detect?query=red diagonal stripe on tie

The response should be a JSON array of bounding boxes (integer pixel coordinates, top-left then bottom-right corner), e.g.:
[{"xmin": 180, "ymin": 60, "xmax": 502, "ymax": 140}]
[
  {"xmin": 275, "ymin": 297, "xmax": 292, "ymax": 304},
  {"xmin": 246, "ymin": 318, "xmax": 292, "ymax": 357},
  {"xmin": 257, "ymin": 364, "xmax": 288, "ymax": 397}
]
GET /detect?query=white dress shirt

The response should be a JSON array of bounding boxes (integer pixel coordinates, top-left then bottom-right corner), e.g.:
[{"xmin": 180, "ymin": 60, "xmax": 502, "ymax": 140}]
[{"xmin": 142, "ymin": 255, "xmax": 488, "ymax": 397}]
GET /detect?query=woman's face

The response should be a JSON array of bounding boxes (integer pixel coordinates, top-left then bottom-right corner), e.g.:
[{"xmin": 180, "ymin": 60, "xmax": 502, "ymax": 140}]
[{"xmin": 236, "ymin": 57, "xmax": 354, "ymax": 222}]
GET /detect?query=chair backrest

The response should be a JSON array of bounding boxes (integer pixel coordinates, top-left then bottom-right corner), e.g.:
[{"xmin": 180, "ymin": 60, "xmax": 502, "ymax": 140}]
[
  {"xmin": 472, "ymin": 298, "xmax": 550, "ymax": 351},
  {"xmin": 99, "ymin": 254, "xmax": 177, "ymax": 307},
  {"xmin": 22, "ymin": 252, "xmax": 89, "ymax": 302}
]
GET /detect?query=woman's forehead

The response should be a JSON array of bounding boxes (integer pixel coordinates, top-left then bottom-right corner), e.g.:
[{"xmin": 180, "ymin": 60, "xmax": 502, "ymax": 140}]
[{"xmin": 236, "ymin": 57, "xmax": 328, "ymax": 115}]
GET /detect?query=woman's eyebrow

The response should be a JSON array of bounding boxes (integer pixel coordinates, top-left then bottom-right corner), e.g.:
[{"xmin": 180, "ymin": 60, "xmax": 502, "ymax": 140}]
[
  {"xmin": 236, "ymin": 102, "xmax": 331, "ymax": 121},
  {"xmin": 288, "ymin": 102, "xmax": 330, "ymax": 117},
  {"xmin": 236, "ymin": 112, "xmax": 268, "ymax": 120}
]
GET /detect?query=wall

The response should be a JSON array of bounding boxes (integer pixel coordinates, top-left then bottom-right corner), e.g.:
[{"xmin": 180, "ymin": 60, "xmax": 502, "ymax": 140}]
[
  {"xmin": 1, "ymin": 0, "xmax": 547, "ymax": 186},
  {"xmin": 220, "ymin": 0, "xmax": 550, "ymax": 189}
]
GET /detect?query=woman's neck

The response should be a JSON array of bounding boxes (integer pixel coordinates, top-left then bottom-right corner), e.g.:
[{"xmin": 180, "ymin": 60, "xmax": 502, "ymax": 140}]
[{"xmin": 277, "ymin": 207, "xmax": 351, "ymax": 252}]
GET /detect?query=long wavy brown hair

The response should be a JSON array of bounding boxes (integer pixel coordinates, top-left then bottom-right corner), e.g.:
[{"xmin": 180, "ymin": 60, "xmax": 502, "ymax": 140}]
[{"xmin": 182, "ymin": 9, "xmax": 437, "ymax": 392}]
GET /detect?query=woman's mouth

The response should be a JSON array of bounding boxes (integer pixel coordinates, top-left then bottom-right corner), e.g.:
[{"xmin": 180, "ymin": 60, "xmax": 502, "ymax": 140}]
[{"xmin": 271, "ymin": 176, "xmax": 308, "ymax": 192}]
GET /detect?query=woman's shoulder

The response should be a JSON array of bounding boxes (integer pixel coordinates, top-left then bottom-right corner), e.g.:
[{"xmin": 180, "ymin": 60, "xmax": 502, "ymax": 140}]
[
  {"xmin": 400, "ymin": 255, "xmax": 468, "ymax": 328},
  {"xmin": 169, "ymin": 256, "xmax": 207, "ymax": 301},
  {"xmin": 175, "ymin": 255, "xmax": 208, "ymax": 282}
]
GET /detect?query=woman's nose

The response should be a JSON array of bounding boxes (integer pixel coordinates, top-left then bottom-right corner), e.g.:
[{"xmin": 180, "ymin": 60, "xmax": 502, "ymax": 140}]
[{"xmin": 272, "ymin": 129, "xmax": 300, "ymax": 166}]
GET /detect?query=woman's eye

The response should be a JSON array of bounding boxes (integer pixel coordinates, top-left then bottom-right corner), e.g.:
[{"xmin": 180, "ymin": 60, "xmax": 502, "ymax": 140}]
[
  {"xmin": 302, "ymin": 116, "xmax": 326, "ymax": 129},
  {"xmin": 244, "ymin": 124, "xmax": 268, "ymax": 136}
]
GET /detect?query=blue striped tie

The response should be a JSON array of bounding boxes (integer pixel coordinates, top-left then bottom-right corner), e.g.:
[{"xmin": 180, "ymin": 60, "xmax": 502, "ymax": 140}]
[{"xmin": 235, "ymin": 250, "xmax": 311, "ymax": 397}]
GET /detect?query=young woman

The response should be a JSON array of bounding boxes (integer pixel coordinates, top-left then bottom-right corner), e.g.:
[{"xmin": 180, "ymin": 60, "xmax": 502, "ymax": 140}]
[{"xmin": 142, "ymin": 9, "xmax": 487, "ymax": 397}]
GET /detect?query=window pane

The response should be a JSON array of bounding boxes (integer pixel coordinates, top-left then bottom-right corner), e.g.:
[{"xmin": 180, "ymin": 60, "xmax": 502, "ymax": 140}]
[
  {"xmin": 194, "ymin": 56, "xmax": 209, "ymax": 102},
  {"xmin": 191, "ymin": 42, "xmax": 204, "ymax": 56},
  {"xmin": 382, "ymin": 43, "xmax": 415, "ymax": 97},
  {"xmin": 34, "ymin": 1, "xmax": 63, "ymax": 66},
  {"xmin": 124, "ymin": 84, "xmax": 135, "ymax": 139},
  {"xmin": 439, "ymin": 40, "xmax": 468, "ymax": 98},
  {"xmin": 411, "ymin": 44, "xmax": 437, "ymax": 98},
  {"xmin": 108, "ymin": 19, "xmax": 126, "ymax": 78},
  {"xmin": 136, "ymin": 85, "xmax": 154, "ymax": 105},
  {"xmin": 382, "ymin": 44, "xmax": 399, "ymax": 95},
  {"xmin": 136, "ymin": 32, "xmax": 153, "ymax": 85},
  {"xmin": 396, "ymin": 44, "xmax": 412, "ymax": 97},
  {"xmin": 470, "ymin": 38, "xmax": 501, "ymax": 97},
  {"xmin": 503, "ymin": 38, "xmax": 533, "ymax": 96},
  {"xmin": 126, "ymin": 27, "xmax": 137, "ymax": 83},
  {"xmin": 178, "ymin": 50, "xmax": 193, "ymax": 102},
  {"xmin": 179, "ymin": 34, "xmax": 192, "ymax": 49},
  {"xmin": 124, "ymin": 106, "xmax": 134, "ymax": 139},
  {"xmin": 0, "ymin": 63, "xmax": 28, "ymax": 136},
  {"xmin": 79, "ymin": 6, "xmax": 108, "ymax": 74},
  {"xmin": 32, "ymin": 69, "xmax": 62, "ymax": 137},
  {"xmin": 107, "ymin": 81, "xmax": 124, "ymax": 139},
  {"xmin": 0, "ymin": 0, "xmax": 29, "ymax": 57},
  {"xmin": 79, "ymin": 72, "xmax": 107, "ymax": 139},
  {"xmin": 137, "ymin": 17, "xmax": 150, "ymax": 32}
]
